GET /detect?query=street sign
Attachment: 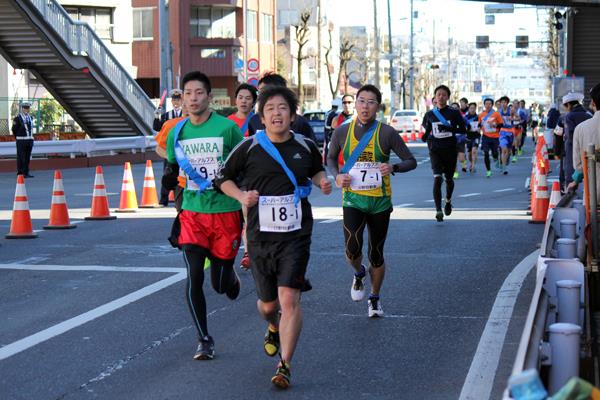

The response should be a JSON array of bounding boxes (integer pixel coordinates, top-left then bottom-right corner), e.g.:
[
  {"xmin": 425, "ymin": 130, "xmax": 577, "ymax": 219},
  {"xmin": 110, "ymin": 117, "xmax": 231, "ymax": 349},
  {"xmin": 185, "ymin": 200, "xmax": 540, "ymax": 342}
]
[
  {"xmin": 485, "ymin": 15, "xmax": 495, "ymax": 25},
  {"xmin": 234, "ymin": 58, "xmax": 244, "ymax": 70},
  {"xmin": 247, "ymin": 58, "xmax": 260, "ymax": 73},
  {"xmin": 473, "ymin": 81, "xmax": 482, "ymax": 93},
  {"xmin": 248, "ymin": 77, "xmax": 259, "ymax": 88},
  {"xmin": 484, "ymin": 4, "xmax": 514, "ymax": 14}
]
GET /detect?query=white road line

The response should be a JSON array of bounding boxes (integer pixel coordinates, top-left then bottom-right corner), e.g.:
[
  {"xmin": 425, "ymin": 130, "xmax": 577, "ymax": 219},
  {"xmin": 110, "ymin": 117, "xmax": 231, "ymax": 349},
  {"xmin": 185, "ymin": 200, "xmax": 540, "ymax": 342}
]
[
  {"xmin": 493, "ymin": 188, "xmax": 516, "ymax": 193},
  {"xmin": 0, "ymin": 272, "xmax": 186, "ymax": 361},
  {"xmin": 459, "ymin": 193, "xmax": 481, "ymax": 198},
  {"xmin": 396, "ymin": 203, "xmax": 415, "ymax": 207},
  {"xmin": 319, "ymin": 218, "xmax": 340, "ymax": 224},
  {"xmin": 71, "ymin": 220, "xmax": 86, "ymax": 225},
  {"xmin": 458, "ymin": 250, "xmax": 538, "ymax": 400},
  {"xmin": 0, "ymin": 264, "xmax": 185, "ymax": 273},
  {"xmin": 425, "ymin": 200, "xmax": 435, "ymax": 203},
  {"xmin": 417, "ymin": 157, "xmax": 430, "ymax": 165}
]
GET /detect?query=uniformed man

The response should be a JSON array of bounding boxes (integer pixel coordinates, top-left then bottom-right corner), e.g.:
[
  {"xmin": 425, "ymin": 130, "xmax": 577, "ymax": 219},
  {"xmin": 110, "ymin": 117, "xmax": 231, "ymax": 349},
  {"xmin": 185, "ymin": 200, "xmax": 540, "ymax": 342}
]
[{"xmin": 11, "ymin": 101, "xmax": 34, "ymax": 178}]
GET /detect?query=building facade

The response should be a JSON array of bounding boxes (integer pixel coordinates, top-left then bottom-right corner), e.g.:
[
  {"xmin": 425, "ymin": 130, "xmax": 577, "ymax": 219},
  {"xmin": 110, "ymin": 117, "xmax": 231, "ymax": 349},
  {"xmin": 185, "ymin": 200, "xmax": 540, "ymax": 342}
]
[{"xmin": 132, "ymin": 0, "xmax": 277, "ymax": 107}]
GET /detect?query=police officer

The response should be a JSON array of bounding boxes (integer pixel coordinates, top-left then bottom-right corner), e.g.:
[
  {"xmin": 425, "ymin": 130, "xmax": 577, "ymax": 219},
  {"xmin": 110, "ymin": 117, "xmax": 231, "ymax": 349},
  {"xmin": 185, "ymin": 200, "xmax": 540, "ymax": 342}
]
[{"xmin": 11, "ymin": 101, "xmax": 34, "ymax": 178}]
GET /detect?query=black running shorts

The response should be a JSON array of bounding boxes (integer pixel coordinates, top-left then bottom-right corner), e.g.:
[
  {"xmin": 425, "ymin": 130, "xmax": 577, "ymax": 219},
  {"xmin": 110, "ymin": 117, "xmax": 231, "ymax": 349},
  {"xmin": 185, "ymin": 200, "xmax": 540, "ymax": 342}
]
[
  {"xmin": 247, "ymin": 235, "xmax": 312, "ymax": 302},
  {"xmin": 429, "ymin": 147, "xmax": 457, "ymax": 176}
]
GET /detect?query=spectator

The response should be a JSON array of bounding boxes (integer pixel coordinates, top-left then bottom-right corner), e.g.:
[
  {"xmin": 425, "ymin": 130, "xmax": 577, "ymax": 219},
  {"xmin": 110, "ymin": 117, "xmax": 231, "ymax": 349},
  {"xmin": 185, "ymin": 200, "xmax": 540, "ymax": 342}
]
[{"xmin": 560, "ymin": 92, "xmax": 593, "ymax": 189}]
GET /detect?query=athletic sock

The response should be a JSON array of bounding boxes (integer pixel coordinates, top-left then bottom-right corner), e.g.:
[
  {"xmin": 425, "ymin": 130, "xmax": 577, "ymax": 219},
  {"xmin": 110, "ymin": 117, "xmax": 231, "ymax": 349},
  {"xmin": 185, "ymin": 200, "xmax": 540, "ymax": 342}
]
[
  {"xmin": 354, "ymin": 265, "xmax": 366, "ymax": 278},
  {"xmin": 368, "ymin": 294, "xmax": 380, "ymax": 300}
]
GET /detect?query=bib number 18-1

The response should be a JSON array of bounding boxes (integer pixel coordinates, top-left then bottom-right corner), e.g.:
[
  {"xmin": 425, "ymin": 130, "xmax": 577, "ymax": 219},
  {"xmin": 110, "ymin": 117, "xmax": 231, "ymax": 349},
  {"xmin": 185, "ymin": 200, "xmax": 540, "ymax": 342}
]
[{"xmin": 258, "ymin": 194, "xmax": 302, "ymax": 232}]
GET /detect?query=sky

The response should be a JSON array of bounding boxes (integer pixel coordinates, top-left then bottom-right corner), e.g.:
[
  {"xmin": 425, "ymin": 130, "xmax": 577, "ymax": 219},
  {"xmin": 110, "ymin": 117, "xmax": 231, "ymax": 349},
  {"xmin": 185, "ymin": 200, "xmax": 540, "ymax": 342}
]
[{"xmin": 323, "ymin": 0, "xmax": 551, "ymax": 43}]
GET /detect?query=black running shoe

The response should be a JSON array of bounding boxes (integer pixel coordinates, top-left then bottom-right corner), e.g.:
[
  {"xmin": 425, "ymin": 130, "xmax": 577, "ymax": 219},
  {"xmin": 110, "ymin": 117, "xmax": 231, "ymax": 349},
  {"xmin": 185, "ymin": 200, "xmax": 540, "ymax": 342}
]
[
  {"xmin": 444, "ymin": 200, "xmax": 452, "ymax": 216},
  {"xmin": 264, "ymin": 327, "xmax": 280, "ymax": 357},
  {"xmin": 194, "ymin": 335, "xmax": 214, "ymax": 360},
  {"xmin": 226, "ymin": 269, "xmax": 241, "ymax": 300},
  {"xmin": 271, "ymin": 360, "xmax": 291, "ymax": 389},
  {"xmin": 436, "ymin": 210, "xmax": 444, "ymax": 222}
]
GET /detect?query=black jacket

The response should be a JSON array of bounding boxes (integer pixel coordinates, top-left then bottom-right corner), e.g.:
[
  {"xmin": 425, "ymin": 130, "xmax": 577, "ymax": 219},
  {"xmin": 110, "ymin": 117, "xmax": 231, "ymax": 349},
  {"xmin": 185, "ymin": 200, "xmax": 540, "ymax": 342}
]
[
  {"xmin": 11, "ymin": 114, "xmax": 33, "ymax": 138},
  {"xmin": 153, "ymin": 109, "xmax": 183, "ymax": 131}
]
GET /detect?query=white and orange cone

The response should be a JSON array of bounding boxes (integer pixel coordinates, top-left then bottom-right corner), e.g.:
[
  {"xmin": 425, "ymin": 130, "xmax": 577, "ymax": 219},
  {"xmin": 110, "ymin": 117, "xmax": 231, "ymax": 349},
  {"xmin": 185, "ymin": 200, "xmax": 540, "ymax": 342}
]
[
  {"xmin": 548, "ymin": 180, "xmax": 562, "ymax": 211},
  {"xmin": 44, "ymin": 170, "xmax": 76, "ymax": 229},
  {"xmin": 85, "ymin": 166, "xmax": 117, "ymax": 220},
  {"xmin": 530, "ymin": 162, "xmax": 549, "ymax": 224},
  {"xmin": 116, "ymin": 162, "xmax": 138, "ymax": 212},
  {"xmin": 6, "ymin": 175, "xmax": 38, "ymax": 239},
  {"xmin": 140, "ymin": 160, "xmax": 159, "ymax": 208}
]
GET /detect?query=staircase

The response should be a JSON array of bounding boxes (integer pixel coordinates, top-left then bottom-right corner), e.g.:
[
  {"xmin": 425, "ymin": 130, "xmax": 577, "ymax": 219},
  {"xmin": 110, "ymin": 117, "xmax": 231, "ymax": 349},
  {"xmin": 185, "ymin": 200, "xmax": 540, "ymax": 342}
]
[{"xmin": 0, "ymin": 0, "xmax": 155, "ymax": 137}]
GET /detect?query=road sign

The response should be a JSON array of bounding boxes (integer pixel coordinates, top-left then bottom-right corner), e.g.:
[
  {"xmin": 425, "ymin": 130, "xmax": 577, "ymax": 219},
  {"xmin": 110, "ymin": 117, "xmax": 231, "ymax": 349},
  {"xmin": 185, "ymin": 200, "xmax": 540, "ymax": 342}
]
[
  {"xmin": 234, "ymin": 58, "xmax": 244, "ymax": 70},
  {"xmin": 247, "ymin": 58, "xmax": 260, "ymax": 73},
  {"xmin": 248, "ymin": 77, "xmax": 259, "ymax": 88},
  {"xmin": 485, "ymin": 15, "xmax": 495, "ymax": 25},
  {"xmin": 473, "ymin": 81, "xmax": 482, "ymax": 93}
]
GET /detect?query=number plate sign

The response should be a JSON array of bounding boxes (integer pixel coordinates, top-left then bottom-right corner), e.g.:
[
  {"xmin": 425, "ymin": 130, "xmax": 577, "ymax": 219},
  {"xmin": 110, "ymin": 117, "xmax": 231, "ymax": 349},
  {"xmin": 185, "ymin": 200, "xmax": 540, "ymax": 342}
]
[
  {"xmin": 349, "ymin": 162, "xmax": 382, "ymax": 191},
  {"xmin": 258, "ymin": 194, "xmax": 302, "ymax": 232}
]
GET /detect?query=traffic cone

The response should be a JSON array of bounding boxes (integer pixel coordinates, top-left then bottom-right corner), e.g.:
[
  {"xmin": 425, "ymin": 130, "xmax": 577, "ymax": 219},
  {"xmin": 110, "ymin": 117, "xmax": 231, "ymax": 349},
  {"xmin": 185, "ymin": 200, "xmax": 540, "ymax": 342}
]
[
  {"xmin": 168, "ymin": 190, "xmax": 175, "ymax": 203},
  {"xmin": 140, "ymin": 160, "xmax": 159, "ymax": 208},
  {"xmin": 44, "ymin": 170, "xmax": 76, "ymax": 229},
  {"xmin": 548, "ymin": 180, "xmax": 561, "ymax": 211},
  {"xmin": 410, "ymin": 130, "xmax": 417, "ymax": 142},
  {"xmin": 402, "ymin": 132, "xmax": 408, "ymax": 143},
  {"xmin": 85, "ymin": 166, "xmax": 117, "ymax": 220},
  {"xmin": 6, "ymin": 175, "xmax": 38, "ymax": 239},
  {"xmin": 116, "ymin": 162, "xmax": 138, "ymax": 212},
  {"xmin": 530, "ymin": 164, "xmax": 549, "ymax": 224}
]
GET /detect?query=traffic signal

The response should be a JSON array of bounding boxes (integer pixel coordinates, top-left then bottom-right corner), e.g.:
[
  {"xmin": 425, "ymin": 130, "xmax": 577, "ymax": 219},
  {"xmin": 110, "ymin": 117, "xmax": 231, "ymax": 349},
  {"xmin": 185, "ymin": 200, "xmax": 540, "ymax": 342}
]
[
  {"xmin": 554, "ymin": 11, "xmax": 564, "ymax": 30},
  {"xmin": 426, "ymin": 64, "xmax": 440, "ymax": 69},
  {"xmin": 516, "ymin": 35, "xmax": 529, "ymax": 49},
  {"xmin": 476, "ymin": 36, "xmax": 489, "ymax": 49}
]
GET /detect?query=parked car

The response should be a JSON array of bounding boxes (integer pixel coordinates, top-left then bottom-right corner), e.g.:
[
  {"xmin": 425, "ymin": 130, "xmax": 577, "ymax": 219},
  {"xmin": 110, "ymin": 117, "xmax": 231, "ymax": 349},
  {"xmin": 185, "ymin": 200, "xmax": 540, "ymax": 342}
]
[
  {"xmin": 303, "ymin": 110, "xmax": 326, "ymax": 146},
  {"xmin": 390, "ymin": 109, "xmax": 421, "ymax": 133}
]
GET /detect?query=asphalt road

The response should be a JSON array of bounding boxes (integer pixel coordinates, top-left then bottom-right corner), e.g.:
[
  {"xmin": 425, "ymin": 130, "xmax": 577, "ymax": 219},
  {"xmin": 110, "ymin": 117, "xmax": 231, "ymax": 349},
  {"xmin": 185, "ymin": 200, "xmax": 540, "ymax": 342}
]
[{"xmin": 0, "ymin": 139, "xmax": 546, "ymax": 399}]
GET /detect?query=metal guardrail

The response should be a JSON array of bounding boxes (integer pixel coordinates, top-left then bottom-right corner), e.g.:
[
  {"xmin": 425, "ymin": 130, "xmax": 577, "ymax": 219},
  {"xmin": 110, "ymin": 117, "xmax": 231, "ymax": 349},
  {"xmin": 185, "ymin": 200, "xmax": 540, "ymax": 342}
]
[
  {"xmin": 26, "ymin": 0, "xmax": 155, "ymax": 131},
  {"xmin": 0, "ymin": 136, "xmax": 156, "ymax": 158}
]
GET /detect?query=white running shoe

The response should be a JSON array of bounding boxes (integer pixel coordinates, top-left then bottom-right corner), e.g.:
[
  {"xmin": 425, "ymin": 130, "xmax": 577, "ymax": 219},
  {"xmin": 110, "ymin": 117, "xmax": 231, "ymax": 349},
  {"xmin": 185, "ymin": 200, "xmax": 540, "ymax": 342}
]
[
  {"xmin": 368, "ymin": 297, "xmax": 384, "ymax": 318},
  {"xmin": 350, "ymin": 266, "xmax": 367, "ymax": 301}
]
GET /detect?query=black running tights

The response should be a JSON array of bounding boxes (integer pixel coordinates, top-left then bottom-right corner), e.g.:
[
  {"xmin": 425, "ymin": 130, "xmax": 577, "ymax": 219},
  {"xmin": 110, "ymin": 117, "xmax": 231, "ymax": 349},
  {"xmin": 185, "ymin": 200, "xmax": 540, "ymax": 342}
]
[
  {"xmin": 433, "ymin": 174, "xmax": 454, "ymax": 211},
  {"xmin": 343, "ymin": 206, "xmax": 392, "ymax": 268}
]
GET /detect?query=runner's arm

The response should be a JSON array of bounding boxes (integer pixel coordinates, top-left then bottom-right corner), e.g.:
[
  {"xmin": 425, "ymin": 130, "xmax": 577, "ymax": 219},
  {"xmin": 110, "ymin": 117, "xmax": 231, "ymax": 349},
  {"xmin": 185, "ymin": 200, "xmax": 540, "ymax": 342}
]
[
  {"xmin": 326, "ymin": 126, "xmax": 346, "ymax": 176},
  {"xmin": 421, "ymin": 114, "xmax": 431, "ymax": 142},
  {"xmin": 381, "ymin": 126, "xmax": 417, "ymax": 173}
]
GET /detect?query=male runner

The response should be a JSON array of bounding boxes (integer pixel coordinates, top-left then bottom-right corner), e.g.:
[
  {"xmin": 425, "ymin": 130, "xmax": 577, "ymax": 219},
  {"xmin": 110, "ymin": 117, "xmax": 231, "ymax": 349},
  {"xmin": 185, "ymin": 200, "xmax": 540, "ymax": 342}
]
[
  {"xmin": 478, "ymin": 98, "xmax": 503, "ymax": 178},
  {"xmin": 422, "ymin": 85, "xmax": 467, "ymax": 221},
  {"xmin": 331, "ymin": 94, "xmax": 355, "ymax": 129},
  {"xmin": 228, "ymin": 83, "xmax": 257, "ymax": 136},
  {"xmin": 498, "ymin": 96, "xmax": 514, "ymax": 174},
  {"xmin": 162, "ymin": 71, "xmax": 244, "ymax": 360},
  {"xmin": 327, "ymin": 84, "xmax": 416, "ymax": 316},
  {"xmin": 511, "ymin": 100, "xmax": 524, "ymax": 163},
  {"xmin": 464, "ymin": 102, "xmax": 480, "ymax": 173},
  {"xmin": 459, "ymin": 97, "xmax": 469, "ymax": 116},
  {"xmin": 215, "ymin": 85, "xmax": 332, "ymax": 389}
]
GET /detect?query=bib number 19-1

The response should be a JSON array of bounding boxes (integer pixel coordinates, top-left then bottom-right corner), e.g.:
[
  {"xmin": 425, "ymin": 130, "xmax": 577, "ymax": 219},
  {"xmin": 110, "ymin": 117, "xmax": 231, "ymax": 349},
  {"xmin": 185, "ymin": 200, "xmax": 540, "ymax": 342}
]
[{"xmin": 259, "ymin": 194, "xmax": 302, "ymax": 232}]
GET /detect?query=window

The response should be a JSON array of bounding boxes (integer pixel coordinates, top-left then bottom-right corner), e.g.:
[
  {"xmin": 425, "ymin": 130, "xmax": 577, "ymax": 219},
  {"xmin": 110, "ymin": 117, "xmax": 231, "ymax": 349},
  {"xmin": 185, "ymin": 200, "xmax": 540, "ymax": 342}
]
[
  {"xmin": 133, "ymin": 8, "xmax": 154, "ymax": 40},
  {"xmin": 190, "ymin": 6, "xmax": 235, "ymax": 39},
  {"xmin": 66, "ymin": 6, "xmax": 113, "ymax": 40},
  {"xmin": 247, "ymin": 11, "xmax": 257, "ymax": 41},
  {"xmin": 261, "ymin": 13, "xmax": 273, "ymax": 43},
  {"xmin": 201, "ymin": 48, "xmax": 226, "ymax": 58}
]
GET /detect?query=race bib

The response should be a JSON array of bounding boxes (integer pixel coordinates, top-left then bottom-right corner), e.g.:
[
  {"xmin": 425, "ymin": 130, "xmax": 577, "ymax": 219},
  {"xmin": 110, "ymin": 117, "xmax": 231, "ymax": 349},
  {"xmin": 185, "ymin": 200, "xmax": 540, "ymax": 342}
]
[
  {"xmin": 178, "ymin": 138, "xmax": 223, "ymax": 191},
  {"xmin": 349, "ymin": 162, "xmax": 382, "ymax": 191},
  {"xmin": 469, "ymin": 121, "xmax": 479, "ymax": 131},
  {"xmin": 432, "ymin": 122, "xmax": 452, "ymax": 139},
  {"xmin": 483, "ymin": 122, "xmax": 496, "ymax": 134},
  {"xmin": 258, "ymin": 194, "xmax": 302, "ymax": 233}
]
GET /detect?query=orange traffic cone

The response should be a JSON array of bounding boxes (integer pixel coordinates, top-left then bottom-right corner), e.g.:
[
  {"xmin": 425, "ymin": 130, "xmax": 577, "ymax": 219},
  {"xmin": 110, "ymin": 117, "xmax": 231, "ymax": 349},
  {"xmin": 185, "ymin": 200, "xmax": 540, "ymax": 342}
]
[
  {"xmin": 530, "ymin": 164, "xmax": 549, "ymax": 224},
  {"xmin": 548, "ymin": 180, "xmax": 561, "ymax": 211},
  {"xmin": 85, "ymin": 166, "xmax": 117, "ymax": 220},
  {"xmin": 410, "ymin": 130, "xmax": 417, "ymax": 142},
  {"xmin": 44, "ymin": 170, "xmax": 76, "ymax": 229},
  {"xmin": 168, "ymin": 190, "xmax": 175, "ymax": 203},
  {"xmin": 6, "ymin": 175, "xmax": 38, "ymax": 239},
  {"xmin": 116, "ymin": 162, "xmax": 138, "ymax": 212},
  {"xmin": 140, "ymin": 160, "xmax": 159, "ymax": 208}
]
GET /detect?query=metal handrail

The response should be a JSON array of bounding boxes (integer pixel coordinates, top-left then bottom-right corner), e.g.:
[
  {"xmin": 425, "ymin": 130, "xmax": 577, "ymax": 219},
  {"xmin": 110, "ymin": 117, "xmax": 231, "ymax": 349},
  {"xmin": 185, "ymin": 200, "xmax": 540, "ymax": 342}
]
[{"xmin": 25, "ymin": 0, "xmax": 155, "ymax": 133}]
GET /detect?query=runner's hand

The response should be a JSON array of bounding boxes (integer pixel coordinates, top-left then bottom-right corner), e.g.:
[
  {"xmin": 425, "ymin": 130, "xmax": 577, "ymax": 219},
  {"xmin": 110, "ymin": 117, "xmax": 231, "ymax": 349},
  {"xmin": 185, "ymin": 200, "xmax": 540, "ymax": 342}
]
[
  {"xmin": 380, "ymin": 163, "xmax": 393, "ymax": 177},
  {"xmin": 240, "ymin": 190, "xmax": 259, "ymax": 207},
  {"xmin": 567, "ymin": 181, "xmax": 578, "ymax": 192},
  {"xmin": 320, "ymin": 178, "xmax": 332, "ymax": 195},
  {"xmin": 335, "ymin": 174, "xmax": 351, "ymax": 188}
]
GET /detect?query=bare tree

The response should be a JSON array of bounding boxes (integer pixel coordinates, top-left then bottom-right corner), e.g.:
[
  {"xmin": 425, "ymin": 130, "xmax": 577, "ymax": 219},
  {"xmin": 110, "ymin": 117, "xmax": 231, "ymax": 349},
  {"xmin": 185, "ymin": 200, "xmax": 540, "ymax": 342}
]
[
  {"xmin": 293, "ymin": 10, "xmax": 311, "ymax": 111},
  {"xmin": 545, "ymin": 8, "xmax": 560, "ymax": 80}
]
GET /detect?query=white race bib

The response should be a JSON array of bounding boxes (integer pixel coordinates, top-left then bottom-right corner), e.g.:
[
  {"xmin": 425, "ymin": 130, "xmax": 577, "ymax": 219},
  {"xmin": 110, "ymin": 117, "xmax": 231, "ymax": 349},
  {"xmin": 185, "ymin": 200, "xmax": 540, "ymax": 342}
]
[
  {"xmin": 349, "ymin": 162, "xmax": 382, "ymax": 191},
  {"xmin": 178, "ymin": 137, "xmax": 224, "ymax": 191},
  {"xmin": 483, "ymin": 121, "xmax": 496, "ymax": 134},
  {"xmin": 258, "ymin": 194, "xmax": 302, "ymax": 233},
  {"xmin": 432, "ymin": 122, "xmax": 452, "ymax": 139},
  {"xmin": 469, "ymin": 121, "xmax": 479, "ymax": 132}
]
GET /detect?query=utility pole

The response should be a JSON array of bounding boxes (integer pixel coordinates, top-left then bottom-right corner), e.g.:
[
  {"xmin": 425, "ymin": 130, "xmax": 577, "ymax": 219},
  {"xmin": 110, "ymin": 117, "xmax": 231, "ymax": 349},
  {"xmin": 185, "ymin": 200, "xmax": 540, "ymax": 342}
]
[
  {"xmin": 317, "ymin": 0, "xmax": 322, "ymax": 108},
  {"xmin": 244, "ymin": 0, "xmax": 248, "ymax": 82},
  {"xmin": 386, "ymin": 0, "xmax": 394, "ymax": 114},
  {"xmin": 409, "ymin": 0, "xmax": 414, "ymax": 109},
  {"xmin": 159, "ymin": 0, "xmax": 172, "ymax": 96},
  {"xmin": 373, "ymin": 0, "xmax": 380, "ymax": 88}
]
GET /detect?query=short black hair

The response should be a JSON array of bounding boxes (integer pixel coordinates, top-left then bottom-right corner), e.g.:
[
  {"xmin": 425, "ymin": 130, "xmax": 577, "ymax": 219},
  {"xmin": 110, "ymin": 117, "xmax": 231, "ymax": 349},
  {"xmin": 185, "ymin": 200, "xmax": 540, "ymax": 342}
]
[
  {"xmin": 499, "ymin": 96, "xmax": 510, "ymax": 103},
  {"xmin": 257, "ymin": 85, "xmax": 298, "ymax": 118},
  {"xmin": 451, "ymin": 102, "xmax": 460, "ymax": 109},
  {"xmin": 258, "ymin": 72, "xmax": 287, "ymax": 87},
  {"xmin": 590, "ymin": 83, "xmax": 600, "ymax": 107},
  {"xmin": 483, "ymin": 98, "xmax": 494, "ymax": 105},
  {"xmin": 434, "ymin": 85, "xmax": 451, "ymax": 97},
  {"xmin": 342, "ymin": 94, "xmax": 354, "ymax": 102},
  {"xmin": 182, "ymin": 71, "xmax": 211, "ymax": 93},
  {"xmin": 235, "ymin": 83, "xmax": 258, "ymax": 103},
  {"xmin": 468, "ymin": 102, "xmax": 477, "ymax": 108},
  {"xmin": 460, "ymin": 97, "xmax": 468, "ymax": 103},
  {"xmin": 356, "ymin": 84, "xmax": 382, "ymax": 104}
]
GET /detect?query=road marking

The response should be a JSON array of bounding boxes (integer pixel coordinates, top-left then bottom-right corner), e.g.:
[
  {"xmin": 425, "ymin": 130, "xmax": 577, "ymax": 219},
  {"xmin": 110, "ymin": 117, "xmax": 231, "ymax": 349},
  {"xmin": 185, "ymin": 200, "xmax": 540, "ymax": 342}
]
[
  {"xmin": 396, "ymin": 203, "xmax": 415, "ymax": 207},
  {"xmin": 458, "ymin": 249, "xmax": 538, "ymax": 400},
  {"xmin": 425, "ymin": 200, "xmax": 435, "ymax": 203},
  {"xmin": 493, "ymin": 188, "xmax": 515, "ymax": 193},
  {"xmin": 319, "ymin": 218, "xmax": 340, "ymax": 224},
  {"xmin": 0, "ymin": 271, "xmax": 186, "ymax": 361},
  {"xmin": 0, "ymin": 264, "xmax": 185, "ymax": 274},
  {"xmin": 417, "ymin": 157, "xmax": 430, "ymax": 165},
  {"xmin": 459, "ymin": 193, "xmax": 481, "ymax": 198},
  {"xmin": 315, "ymin": 312, "xmax": 484, "ymax": 320}
]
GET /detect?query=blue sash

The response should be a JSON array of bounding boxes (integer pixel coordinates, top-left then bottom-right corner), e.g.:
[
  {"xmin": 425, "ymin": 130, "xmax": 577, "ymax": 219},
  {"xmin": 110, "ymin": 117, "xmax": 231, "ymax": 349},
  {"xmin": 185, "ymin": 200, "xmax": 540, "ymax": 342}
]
[
  {"xmin": 481, "ymin": 110, "xmax": 493, "ymax": 123},
  {"xmin": 240, "ymin": 111, "xmax": 254, "ymax": 136},
  {"xmin": 340, "ymin": 120, "xmax": 380, "ymax": 174},
  {"xmin": 255, "ymin": 130, "xmax": 311, "ymax": 206},
  {"xmin": 172, "ymin": 118, "xmax": 213, "ymax": 194},
  {"xmin": 432, "ymin": 107, "xmax": 451, "ymax": 127}
]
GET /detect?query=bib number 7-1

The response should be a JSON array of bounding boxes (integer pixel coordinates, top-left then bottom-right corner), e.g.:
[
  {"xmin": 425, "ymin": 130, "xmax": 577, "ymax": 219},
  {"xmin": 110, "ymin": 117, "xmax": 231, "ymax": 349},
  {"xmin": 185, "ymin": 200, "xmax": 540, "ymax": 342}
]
[{"xmin": 349, "ymin": 161, "xmax": 382, "ymax": 191}]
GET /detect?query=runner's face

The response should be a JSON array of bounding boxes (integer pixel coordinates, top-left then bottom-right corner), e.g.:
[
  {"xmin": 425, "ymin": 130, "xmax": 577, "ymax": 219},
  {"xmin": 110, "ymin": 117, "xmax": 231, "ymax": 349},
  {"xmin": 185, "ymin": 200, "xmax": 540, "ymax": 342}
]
[
  {"xmin": 184, "ymin": 80, "xmax": 212, "ymax": 116},
  {"xmin": 355, "ymin": 91, "xmax": 378, "ymax": 122},
  {"xmin": 261, "ymin": 95, "xmax": 293, "ymax": 135},
  {"xmin": 501, "ymin": 100, "xmax": 508, "ymax": 110},
  {"xmin": 235, "ymin": 89, "xmax": 254, "ymax": 114},
  {"xmin": 469, "ymin": 104, "xmax": 476, "ymax": 114},
  {"xmin": 435, "ymin": 90, "xmax": 448, "ymax": 107},
  {"xmin": 484, "ymin": 101, "xmax": 492, "ymax": 111}
]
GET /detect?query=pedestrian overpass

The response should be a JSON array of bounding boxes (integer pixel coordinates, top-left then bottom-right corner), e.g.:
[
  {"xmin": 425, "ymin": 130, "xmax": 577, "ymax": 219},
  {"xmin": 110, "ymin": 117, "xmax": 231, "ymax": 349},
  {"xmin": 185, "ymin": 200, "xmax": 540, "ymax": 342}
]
[{"xmin": 0, "ymin": 0, "xmax": 155, "ymax": 138}]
